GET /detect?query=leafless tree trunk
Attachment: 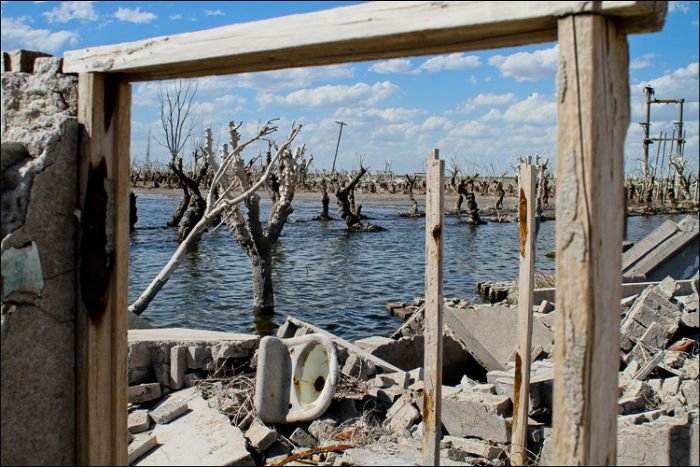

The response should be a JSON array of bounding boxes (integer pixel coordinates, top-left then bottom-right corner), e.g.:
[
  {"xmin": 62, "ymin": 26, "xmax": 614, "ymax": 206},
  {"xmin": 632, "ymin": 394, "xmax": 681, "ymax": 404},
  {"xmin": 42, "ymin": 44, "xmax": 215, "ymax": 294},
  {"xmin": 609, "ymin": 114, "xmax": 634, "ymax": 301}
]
[
  {"xmin": 336, "ymin": 165, "xmax": 382, "ymax": 231},
  {"xmin": 316, "ymin": 178, "xmax": 333, "ymax": 220},
  {"xmin": 210, "ymin": 121, "xmax": 304, "ymax": 315},
  {"xmin": 155, "ymin": 80, "xmax": 199, "ymax": 228},
  {"xmin": 129, "ymin": 121, "xmax": 289, "ymax": 316}
]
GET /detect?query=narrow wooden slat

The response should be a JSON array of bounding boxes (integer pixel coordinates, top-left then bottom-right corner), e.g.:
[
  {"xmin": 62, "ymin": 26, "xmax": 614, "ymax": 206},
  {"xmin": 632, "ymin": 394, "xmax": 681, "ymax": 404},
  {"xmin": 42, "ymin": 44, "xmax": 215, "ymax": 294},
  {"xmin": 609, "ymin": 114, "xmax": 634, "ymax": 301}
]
[
  {"xmin": 422, "ymin": 149, "xmax": 444, "ymax": 466},
  {"xmin": 77, "ymin": 73, "xmax": 129, "ymax": 466},
  {"xmin": 552, "ymin": 14, "xmax": 629, "ymax": 466},
  {"xmin": 63, "ymin": 1, "xmax": 666, "ymax": 81},
  {"xmin": 511, "ymin": 160, "xmax": 537, "ymax": 466}
]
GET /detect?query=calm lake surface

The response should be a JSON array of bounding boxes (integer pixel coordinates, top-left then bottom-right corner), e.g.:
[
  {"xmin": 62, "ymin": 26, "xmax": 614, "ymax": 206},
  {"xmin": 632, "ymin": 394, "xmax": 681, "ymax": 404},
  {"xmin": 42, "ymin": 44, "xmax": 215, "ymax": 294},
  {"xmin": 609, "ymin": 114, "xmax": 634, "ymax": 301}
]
[{"xmin": 129, "ymin": 193, "xmax": 687, "ymax": 341}]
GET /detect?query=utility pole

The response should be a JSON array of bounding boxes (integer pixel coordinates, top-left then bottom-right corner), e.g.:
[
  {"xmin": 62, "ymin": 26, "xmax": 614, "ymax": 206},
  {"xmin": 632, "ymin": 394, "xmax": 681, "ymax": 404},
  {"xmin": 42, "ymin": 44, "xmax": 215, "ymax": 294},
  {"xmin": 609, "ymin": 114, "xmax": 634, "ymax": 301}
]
[
  {"xmin": 641, "ymin": 85, "xmax": 654, "ymax": 180},
  {"xmin": 331, "ymin": 120, "xmax": 347, "ymax": 175}
]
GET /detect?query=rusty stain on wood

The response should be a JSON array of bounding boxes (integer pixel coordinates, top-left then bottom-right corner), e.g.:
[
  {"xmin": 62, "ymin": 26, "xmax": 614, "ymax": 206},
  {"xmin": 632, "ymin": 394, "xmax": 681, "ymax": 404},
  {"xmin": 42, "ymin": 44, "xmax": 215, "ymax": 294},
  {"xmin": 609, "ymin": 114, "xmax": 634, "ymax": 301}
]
[
  {"xmin": 519, "ymin": 188, "xmax": 527, "ymax": 257},
  {"xmin": 512, "ymin": 352, "xmax": 522, "ymax": 434}
]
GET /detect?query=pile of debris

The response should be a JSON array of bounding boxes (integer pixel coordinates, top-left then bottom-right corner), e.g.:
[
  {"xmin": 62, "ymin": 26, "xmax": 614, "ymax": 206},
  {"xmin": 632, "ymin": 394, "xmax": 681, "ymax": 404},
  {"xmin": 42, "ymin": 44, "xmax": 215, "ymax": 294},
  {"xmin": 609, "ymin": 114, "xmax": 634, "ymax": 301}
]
[{"xmin": 125, "ymin": 275, "xmax": 698, "ymax": 466}]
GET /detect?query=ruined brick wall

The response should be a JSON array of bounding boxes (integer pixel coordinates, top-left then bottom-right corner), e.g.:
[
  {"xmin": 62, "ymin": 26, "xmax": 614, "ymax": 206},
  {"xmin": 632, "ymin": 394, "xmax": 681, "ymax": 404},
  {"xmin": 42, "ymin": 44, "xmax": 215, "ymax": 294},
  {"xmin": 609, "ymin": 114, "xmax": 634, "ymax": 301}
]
[{"xmin": 1, "ymin": 51, "xmax": 78, "ymax": 465}]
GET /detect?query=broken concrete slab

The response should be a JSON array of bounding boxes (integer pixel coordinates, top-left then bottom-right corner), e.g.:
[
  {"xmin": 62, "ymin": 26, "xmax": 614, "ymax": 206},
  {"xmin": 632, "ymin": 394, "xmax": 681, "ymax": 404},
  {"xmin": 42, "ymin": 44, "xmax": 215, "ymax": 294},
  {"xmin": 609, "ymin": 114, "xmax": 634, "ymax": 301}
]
[
  {"xmin": 338, "ymin": 441, "xmax": 470, "ymax": 466},
  {"xmin": 169, "ymin": 345, "xmax": 187, "ymax": 390},
  {"xmin": 441, "ymin": 436, "xmax": 504, "ymax": 460},
  {"xmin": 127, "ymin": 328, "xmax": 259, "ymax": 385},
  {"xmin": 384, "ymin": 394, "xmax": 421, "ymax": 435},
  {"xmin": 441, "ymin": 390, "xmax": 512, "ymax": 443},
  {"xmin": 129, "ymin": 383, "xmax": 161, "ymax": 404},
  {"xmin": 623, "ymin": 216, "xmax": 700, "ymax": 282},
  {"xmin": 149, "ymin": 396, "xmax": 188, "ymax": 424},
  {"xmin": 128, "ymin": 410, "xmax": 150, "ymax": 434},
  {"xmin": 444, "ymin": 304, "xmax": 554, "ymax": 372},
  {"xmin": 620, "ymin": 285, "xmax": 681, "ymax": 351},
  {"xmin": 617, "ymin": 412, "xmax": 699, "ymax": 466},
  {"xmin": 128, "ymin": 433, "xmax": 158, "ymax": 465},
  {"xmin": 135, "ymin": 387, "xmax": 253, "ymax": 466}
]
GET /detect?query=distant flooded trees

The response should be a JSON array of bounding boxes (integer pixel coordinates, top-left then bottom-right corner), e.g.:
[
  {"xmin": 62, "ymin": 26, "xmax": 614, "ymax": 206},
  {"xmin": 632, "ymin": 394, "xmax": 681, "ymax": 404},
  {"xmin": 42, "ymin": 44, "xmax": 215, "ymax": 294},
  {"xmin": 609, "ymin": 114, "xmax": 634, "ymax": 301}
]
[{"xmin": 129, "ymin": 119, "xmax": 302, "ymax": 316}]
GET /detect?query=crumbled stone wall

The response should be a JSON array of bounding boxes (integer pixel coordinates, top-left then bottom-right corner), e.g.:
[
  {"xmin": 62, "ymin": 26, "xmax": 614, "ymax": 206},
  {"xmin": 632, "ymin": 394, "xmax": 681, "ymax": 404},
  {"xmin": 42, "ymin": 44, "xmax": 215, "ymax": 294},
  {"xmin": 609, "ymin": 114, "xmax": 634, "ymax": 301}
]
[{"xmin": 1, "ymin": 50, "xmax": 78, "ymax": 465}]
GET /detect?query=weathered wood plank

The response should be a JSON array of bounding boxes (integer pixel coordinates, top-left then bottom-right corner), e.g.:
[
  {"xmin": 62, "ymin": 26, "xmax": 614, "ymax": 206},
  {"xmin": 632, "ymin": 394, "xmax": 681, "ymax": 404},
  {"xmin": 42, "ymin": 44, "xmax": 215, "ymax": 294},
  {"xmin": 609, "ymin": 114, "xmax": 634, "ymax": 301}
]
[
  {"xmin": 422, "ymin": 149, "xmax": 444, "ymax": 466},
  {"xmin": 552, "ymin": 14, "xmax": 629, "ymax": 466},
  {"xmin": 77, "ymin": 73, "xmax": 130, "ymax": 466},
  {"xmin": 511, "ymin": 160, "xmax": 536, "ymax": 466},
  {"xmin": 63, "ymin": 1, "xmax": 666, "ymax": 81}
]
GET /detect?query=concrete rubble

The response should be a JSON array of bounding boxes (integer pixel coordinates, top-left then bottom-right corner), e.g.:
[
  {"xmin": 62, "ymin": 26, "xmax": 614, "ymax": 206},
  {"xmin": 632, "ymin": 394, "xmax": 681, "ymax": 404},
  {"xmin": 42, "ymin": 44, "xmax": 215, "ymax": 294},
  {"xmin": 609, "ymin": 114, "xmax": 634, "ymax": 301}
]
[{"xmin": 126, "ymin": 274, "xmax": 698, "ymax": 466}]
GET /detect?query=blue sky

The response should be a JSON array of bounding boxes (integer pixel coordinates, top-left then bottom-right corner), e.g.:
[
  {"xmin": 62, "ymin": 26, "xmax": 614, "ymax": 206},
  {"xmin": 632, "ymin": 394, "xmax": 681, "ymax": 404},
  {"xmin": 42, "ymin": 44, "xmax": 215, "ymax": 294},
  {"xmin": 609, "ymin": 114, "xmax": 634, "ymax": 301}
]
[{"xmin": 2, "ymin": 1, "xmax": 698, "ymax": 176}]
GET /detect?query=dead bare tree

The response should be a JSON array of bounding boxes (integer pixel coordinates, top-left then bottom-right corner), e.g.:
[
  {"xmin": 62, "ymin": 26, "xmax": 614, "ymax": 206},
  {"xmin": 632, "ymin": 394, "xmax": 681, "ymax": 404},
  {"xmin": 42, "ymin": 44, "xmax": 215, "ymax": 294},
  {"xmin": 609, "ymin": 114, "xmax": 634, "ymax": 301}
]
[
  {"xmin": 399, "ymin": 174, "xmax": 423, "ymax": 217},
  {"xmin": 155, "ymin": 80, "xmax": 206, "ymax": 236},
  {"xmin": 335, "ymin": 164, "xmax": 383, "ymax": 232},
  {"xmin": 129, "ymin": 121, "xmax": 293, "ymax": 316},
  {"xmin": 212, "ymin": 120, "xmax": 304, "ymax": 315}
]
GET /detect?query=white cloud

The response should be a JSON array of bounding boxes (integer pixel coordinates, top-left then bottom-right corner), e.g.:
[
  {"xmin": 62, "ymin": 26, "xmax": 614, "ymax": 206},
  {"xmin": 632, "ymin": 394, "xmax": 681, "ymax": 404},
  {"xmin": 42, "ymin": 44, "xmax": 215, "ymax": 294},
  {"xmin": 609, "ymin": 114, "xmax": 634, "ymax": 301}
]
[
  {"xmin": 630, "ymin": 53, "xmax": 657, "ymax": 70},
  {"xmin": 204, "ymin": 9, "xmax": 225, "ymax": 16},
  {"xmin": 459, "ymin": 92, "xmax": 517, "ymax": 113},
  {"xmin": 503, "ymin": 93, "xmax": 557, "ymax": 125},
  {"xmin": 468, "ymin": 75, "xmax": 478, "ymax": 85},
  {"xmin": 1, "ymin": 16, "xmax": 78, "ymax": 52},
  {"xmin": 420, "ymin": 53, "xmax": 481, "ymax": 72},
  {"xmin": 115, "ymin": 7, "xmax": 156, "ymax": 24},
  {"xmin": 489, "ymin": 45, "xmax": 558, "ymax": 81},
  {"xmin": 43, "ymin": 1, "xmax": 97, "ymax": 23},
  {"xmin": 421, "ymin": 116, "xmax": 453, "ymax": 131},
  {"xmin": 669, "ymin": 1, "xmax": 691, "ymax": 13},
  {"xmin": 231, "ymin": 65, "xmax": 355, "ymax": 92},
  {"xmin": 169, "ymin": 14, "xmax": 183, "ymax": 20},
  {"xmin": 369, "ymin": 59, "xmax": 414, "ymax": 74},
  {"xmin": 335, "ymin": 106, "xmax": 425, "ymax": 123},
  {"xmin": 259, "ymin": 81, "xmax": 398, "ymax": 108}
]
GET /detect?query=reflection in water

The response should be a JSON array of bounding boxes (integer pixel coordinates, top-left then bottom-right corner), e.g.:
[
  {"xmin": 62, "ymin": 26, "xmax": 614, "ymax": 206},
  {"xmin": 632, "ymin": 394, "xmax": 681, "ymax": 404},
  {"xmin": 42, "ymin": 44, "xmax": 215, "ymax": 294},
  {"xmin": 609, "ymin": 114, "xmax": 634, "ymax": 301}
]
[{"xmin": 129, "ymin": 193, "xmax": 687, "ymax": 341}]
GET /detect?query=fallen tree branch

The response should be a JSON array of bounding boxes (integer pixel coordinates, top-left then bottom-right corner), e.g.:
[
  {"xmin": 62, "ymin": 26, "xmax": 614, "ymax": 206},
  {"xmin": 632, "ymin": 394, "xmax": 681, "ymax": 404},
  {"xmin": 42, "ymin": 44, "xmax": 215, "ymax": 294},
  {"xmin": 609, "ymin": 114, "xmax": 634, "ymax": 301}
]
[{"xmin": 270, "ymin": 444, "xmax": 353, "ymax": 466}]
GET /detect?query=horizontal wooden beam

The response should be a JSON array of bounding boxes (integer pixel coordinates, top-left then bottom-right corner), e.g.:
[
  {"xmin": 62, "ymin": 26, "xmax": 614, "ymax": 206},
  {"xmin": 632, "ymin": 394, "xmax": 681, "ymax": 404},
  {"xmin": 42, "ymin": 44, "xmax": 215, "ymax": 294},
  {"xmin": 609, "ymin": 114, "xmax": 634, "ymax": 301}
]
[{"xmin": 63, "ymin": 1, "xmax": 666, "ymax": 82}]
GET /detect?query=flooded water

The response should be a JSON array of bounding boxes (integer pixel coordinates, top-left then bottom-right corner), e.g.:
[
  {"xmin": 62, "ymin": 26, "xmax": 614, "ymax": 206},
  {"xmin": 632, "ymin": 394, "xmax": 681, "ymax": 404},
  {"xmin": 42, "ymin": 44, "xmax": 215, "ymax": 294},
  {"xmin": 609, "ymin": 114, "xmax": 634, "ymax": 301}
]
[{"xmin": 129, "ymin": 193, "xmax": 688, "ymax": 341}]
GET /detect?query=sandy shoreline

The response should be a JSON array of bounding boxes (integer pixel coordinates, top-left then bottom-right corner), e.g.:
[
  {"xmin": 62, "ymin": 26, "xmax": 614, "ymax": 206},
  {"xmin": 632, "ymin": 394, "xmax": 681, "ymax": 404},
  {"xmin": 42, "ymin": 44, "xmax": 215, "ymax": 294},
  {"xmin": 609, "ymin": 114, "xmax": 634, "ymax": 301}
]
[{"xmin": 132, "ymin": 186, "xmax": 522, "ymax": 210}]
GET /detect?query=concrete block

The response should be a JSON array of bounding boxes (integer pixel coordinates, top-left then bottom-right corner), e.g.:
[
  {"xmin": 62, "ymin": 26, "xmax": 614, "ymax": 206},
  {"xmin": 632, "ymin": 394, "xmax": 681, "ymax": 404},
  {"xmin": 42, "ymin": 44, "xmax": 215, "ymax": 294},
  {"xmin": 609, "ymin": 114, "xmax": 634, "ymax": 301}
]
[
  {"xmin": 169, "ymin": 346, "xmax": 187, "ymax": 390},
  {"xmin": 276, "ymin": 319, "xmax": 298, "ymax": 338},
  {"xmin": 441, "ymin": 436, "xmax": 503, "ymax": 459},
  {"xmin": 149, "ymin": 397, "xmax": 188, "ymax": 424},
  {"xmin": 264, "ymin": 442, "xmax": 291, "ymax": 465},
  {"xmin": 384, "ymin": 394, "xmax": 421, "ymax": 434},
  {"xmin": 619, "ymin": 395, "xmax": 647, "ymax": 415},
  {"xmin": 289, "ymin": 427, "xmax": 318, "ymax": 449},
  {"xmin": 342, "ymin": 354, "xmax": 376, "ymax": 380},
  {"xmin": 308, "ymin": 417, "xmax": 339, "ymax": 442},
  {"xmin": 187, "ymin": 345, "xmax": 213, "ymax": 370},
  {"xmin": 441, "ymin": 391, "xmax": 512, "ymax": 443},
  {"xmin": 129, "ymin": 383, "xmax": 161, "ymax": 404},
  {"xmin": 681, "ymin": 380, "xmax": 699, "ymax": 408},
  {"xmin": 154, "ymin": 363, "xmax": 170, "ymax": 389},
  {"xmin": 245, "ymin": 421, "xmax": 278, "ymax": 452},
  {"xmin": 658, "ymin": 276, "xmax": 678, "ymax": 298},
  {"xmin": 681, "ymin": 311, "xmax": 699, "ymax": 328},
  {"xmin": 618, "ymin": 413, "xmax": 698, "ymax": 466},
  {"xmin": 128, "ymin": 433, "xmax": 158, "ymax": 465},
  {"xmin": 621, "ymin": 286, "xmax": 681, "ymax": 351},
  {"xmin": 128, "ymin": 410, "xmax": 150, "ymax": 434}
]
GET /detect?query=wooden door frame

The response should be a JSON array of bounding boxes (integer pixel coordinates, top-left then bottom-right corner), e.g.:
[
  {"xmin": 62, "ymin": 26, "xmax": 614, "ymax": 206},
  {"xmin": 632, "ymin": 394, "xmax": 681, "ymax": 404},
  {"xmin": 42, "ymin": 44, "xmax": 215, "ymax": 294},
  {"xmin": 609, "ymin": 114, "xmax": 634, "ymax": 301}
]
[{"xmin": 65, "ymin": 2, "xmax": 666, "ymax": 464}]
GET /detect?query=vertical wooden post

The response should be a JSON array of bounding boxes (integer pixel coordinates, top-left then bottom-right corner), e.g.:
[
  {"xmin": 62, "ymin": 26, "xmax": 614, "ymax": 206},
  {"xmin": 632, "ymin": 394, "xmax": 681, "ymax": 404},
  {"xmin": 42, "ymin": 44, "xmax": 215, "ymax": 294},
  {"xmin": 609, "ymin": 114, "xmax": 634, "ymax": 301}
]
[
  {"xmin": 511, "ymin": 159, "xmax": 536, "ymax": 466},
  {"xmin": 77, "ymin": 73, "xmax": 131, "ymax": 465},
  {"xmin": 553, "ymin": 14, "xmax": 629, "ymax": 466},
  {"xmin": 423, "ymin": 148, "xmax": 444, "ymax": 466}
]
